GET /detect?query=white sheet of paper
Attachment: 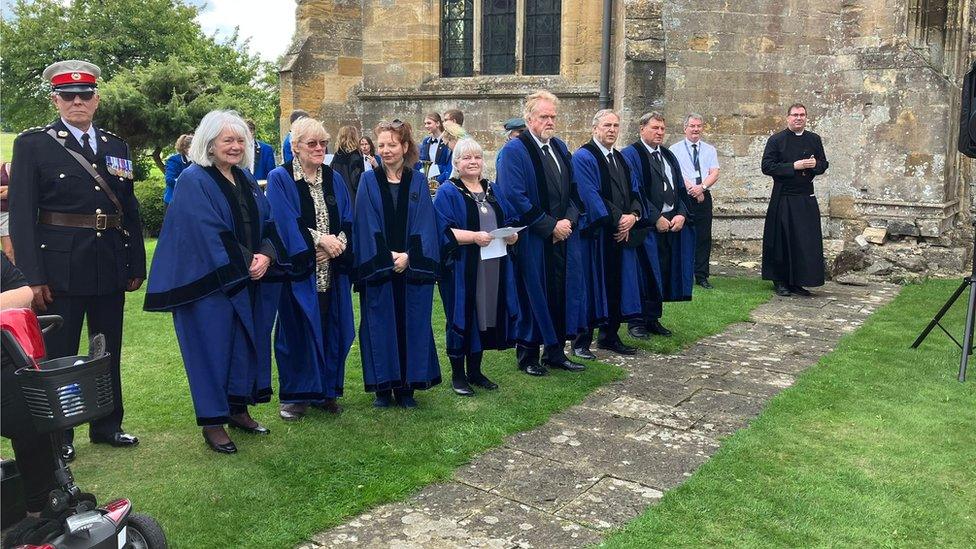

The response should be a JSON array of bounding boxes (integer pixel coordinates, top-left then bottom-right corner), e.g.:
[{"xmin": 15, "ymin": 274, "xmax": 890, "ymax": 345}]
[
  {"xmin": 480, "ymin": 226, "xmax": 525, "ymax": 260},
  {"xmin": 427, "ymin": 163, "xmax": 440, "ymax": 178}
]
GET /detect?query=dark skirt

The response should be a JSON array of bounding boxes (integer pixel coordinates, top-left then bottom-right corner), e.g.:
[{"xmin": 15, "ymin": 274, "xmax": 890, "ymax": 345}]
[{"xmin": 761, "ymin": 193, "xmax": 825, "ymax": 287}]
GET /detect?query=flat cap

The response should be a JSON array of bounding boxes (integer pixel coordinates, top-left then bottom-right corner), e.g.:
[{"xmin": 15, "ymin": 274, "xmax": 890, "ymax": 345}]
[
  {"xmin": 502, "ymin": 117, "xmax": 526, "ymax": 131},
  {"xmin": 42, "ymin": 60, "xmax": 101, "ymax": 92}
]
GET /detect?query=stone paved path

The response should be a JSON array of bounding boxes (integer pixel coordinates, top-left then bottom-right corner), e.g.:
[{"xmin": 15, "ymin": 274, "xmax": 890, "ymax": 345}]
[{"xmin": 300, "ymin": 281, "xmax": 900, "ymax": 548}]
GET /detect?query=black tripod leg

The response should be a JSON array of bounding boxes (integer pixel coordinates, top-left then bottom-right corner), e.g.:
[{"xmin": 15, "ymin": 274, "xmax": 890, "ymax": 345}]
[
  {"xmin": 959, "ymin": 280, "xmax": 976, "ymax": 382},
  {"xmin": 912, "ymin": 278, "xmax": 970, "ymax": 348}
]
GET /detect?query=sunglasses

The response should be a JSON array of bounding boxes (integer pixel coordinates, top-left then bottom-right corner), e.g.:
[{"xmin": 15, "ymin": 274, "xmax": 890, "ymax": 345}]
[
  {"xmin": 377, "ymin": 119, "xmax": 406, "ymax": 131},
  {"xmin": 303, "ymin": 140, "xmax": 329, "ymax": 149},
  {"xmin": 56, "ymin": 91, "xmax": 95, "ymax": 101}
]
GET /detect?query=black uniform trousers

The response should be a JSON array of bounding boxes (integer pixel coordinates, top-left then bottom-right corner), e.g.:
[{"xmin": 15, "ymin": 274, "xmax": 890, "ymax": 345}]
[
  {"xmin": 630, "ymin": 211, "xmax": 680, "ymax": 330},
  {"xmin": 690, "ymin": 190, "xmax": 713, "ymax": 281},
  {"xmin": 45, "ymin": 293, "xmax": 126, "ymax": 443},
  {"xmin": 574, "ymin": 232, "xmax": 625, "ymax": 349},
  {"xmin": 517, "ymin": 239, "xmax": 570, "ymax": 368}
]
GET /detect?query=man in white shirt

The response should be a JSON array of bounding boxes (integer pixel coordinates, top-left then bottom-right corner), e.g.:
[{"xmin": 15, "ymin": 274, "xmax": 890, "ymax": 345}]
[{"xmin": 670, "ymin": 113, "xmax": 720, "ymax": 289}]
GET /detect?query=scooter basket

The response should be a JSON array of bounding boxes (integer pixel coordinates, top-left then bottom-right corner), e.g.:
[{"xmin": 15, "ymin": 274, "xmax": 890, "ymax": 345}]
[{"xmin": 9, "ymin": 353, "xmax": 114, "ymax": 435}]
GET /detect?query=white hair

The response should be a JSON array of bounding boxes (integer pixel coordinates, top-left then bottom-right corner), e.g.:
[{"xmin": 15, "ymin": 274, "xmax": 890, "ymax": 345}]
[
  {"xmin": 451, "ymin": 137, "xmax": 484, "ymax": 169},
  {"xmin": 591, "ymin": 109, "xmax": 619, "ymax": 128},
  {"xmin": 187, "ymin": 110, "xmax": 254, "ymax": 169}
]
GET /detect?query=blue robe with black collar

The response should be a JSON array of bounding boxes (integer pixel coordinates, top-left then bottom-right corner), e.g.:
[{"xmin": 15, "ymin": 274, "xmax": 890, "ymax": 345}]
[
  {"xmin": 621, "ymin": 141, "xmax": 695, "ymax": 302},
  {"xmin": 354, "ymin": 168, "xmax": 441, "ymax": 391},
  {"xmin": 573, "ymin": 143, "xmax": 658, "ymax": 326},
  {"xmin": 416, "ymin": 136, "xmax": 452, "ymax": 185},
  {"xmin": 144, "ymin": 164, "xmax": 289, "ymax": 426},
  {"xmin": 253, "ymin": 140, "xmax": 277, "ymax": 180},
  {"xmin": 265, "ymin": 162, "xmax": 355, "ymax": 402},
  {"xmin": 433, "ymin": 178, "xmax": 520, "ymax": 356},
  {"xmin": 494, "ymin": 132, "xmax": 588, "ymax": 347}
]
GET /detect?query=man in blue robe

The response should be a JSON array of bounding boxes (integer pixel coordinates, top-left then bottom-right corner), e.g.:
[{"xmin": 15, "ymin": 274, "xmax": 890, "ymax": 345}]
[
  {"xmin": 353, "ymin": 156, "xmax": 441, "ymax": 406},
  {"xmin": 248, "ymin": 119, "xmax": 277, "ymax": 181},
  {"xmin": 572, "ymin": 109, "xmax": 648, "ymax": 359},
  {"xmin": 622, "ymin": 111, "xmax": 696, "ymax": 339},
  {"xmin": 265, "ymin": 160, "xmax": 355, "ymax": 416},
  {"xmin": 494, "ymin": 90, "xmax": 588, "ymax": 376}
]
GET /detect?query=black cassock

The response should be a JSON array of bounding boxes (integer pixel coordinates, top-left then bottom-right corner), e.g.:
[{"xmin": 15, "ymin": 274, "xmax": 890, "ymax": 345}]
[{"xmin": 760, "ymin": 129, "xmax": 829, "ymax": 287}]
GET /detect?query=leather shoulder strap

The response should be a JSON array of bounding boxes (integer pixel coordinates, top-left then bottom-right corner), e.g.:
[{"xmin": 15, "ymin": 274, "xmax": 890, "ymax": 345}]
[{"xmin": 47, "ymin": 128, "xmax": 124, "ymax": 217}]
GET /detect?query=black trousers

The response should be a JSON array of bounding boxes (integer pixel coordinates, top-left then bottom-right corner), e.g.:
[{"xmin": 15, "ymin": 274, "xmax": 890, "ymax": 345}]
[
  {"xmin": 575, "ymin": 235, "xmax": 625, "ymax": 348},
  {"xmin": 9, "ymin": 434, "xmax": 59, "ymax": 512},
  {"xmin": 44, "ymin": 293, "xmax": 126, "ymax": 443},
  {"xmin": 689, "ymin": 190, "xmax": 713, "ymax": 281},
  {"xmin": 630, "ymin": 227, "xmax": 672, "ymax": 330},
  {"xmin": 517, "ymin": 343, "xmax": 568, "ymax": 368}
]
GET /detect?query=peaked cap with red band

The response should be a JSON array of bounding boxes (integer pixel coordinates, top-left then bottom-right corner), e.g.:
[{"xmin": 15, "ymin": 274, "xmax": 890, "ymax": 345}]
[{"xmin": 42, "ymin": 60, "xmax": 101, "ymax": 92}]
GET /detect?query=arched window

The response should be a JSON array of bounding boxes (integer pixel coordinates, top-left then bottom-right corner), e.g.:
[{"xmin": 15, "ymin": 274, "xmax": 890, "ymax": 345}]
[{"xmin": 440, "ymin": 0, "xmax": 562, "ymax": 77}]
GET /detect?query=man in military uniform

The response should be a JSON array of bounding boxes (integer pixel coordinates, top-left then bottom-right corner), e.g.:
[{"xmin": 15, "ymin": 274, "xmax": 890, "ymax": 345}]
[{"xmin": 9, "ymin": 60, "xmax": 146, "ymax": 462}]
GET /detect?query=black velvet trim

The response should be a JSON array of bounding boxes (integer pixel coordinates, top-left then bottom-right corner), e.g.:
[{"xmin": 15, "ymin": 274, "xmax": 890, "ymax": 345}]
[
  {"xmin": 196, "ymin": 415, "xmax": 230, "ymax": 427},
  {"xmin": 441, "ymin": 224, "xmax": 461, "ymax": 262},
  {"xmin": 518, "ymin": 132, "xmax": 551, "ymax": 213},
  {"xmin": 364, "ymin": 375, "xmax": 442, "ymax": 393},
  {"xmin": 280, "ymin": 391, "xmax": 326, "ymax": 402},
  {"xmin": 227, "ymin": 386, "xmax": 273, "ymax": 406},
  {"xmin": 357, "ymin": 232, "xmax": 394, "ymax": 282},
  {"xmin": 581, "ymin": 213, "xmax": 611, "ymax": 238},
  {"xmin": 374, "ymin": 166, "xmax": 411, "ymax": 252},
  {"xmin": 143, "ymin": 231, "xmax": 249, "ymax": 311},
  {"xmin": 406, "ymin": 234, "xmax": 439, "ymax": 281},
  {"xmin": 511, "ymin": 205, "xmax": 544, "ymax": 227}
]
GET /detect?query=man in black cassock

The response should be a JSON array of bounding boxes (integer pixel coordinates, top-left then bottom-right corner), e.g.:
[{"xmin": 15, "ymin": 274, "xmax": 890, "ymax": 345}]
[{"xmin": 760, "ymin": 103, "xmax": 829, "ymax": 297}]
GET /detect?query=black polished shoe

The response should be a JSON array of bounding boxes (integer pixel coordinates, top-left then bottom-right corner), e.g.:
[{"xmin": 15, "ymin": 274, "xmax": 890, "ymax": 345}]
[
  {"xmin": 373, "ymin": 392, "xmax": 393, "ymax": 408},
  {"xmin": 789, "ymin": 285, "xmax": 812, "ymax": 296},
  {"xmin": 627, "ymin": 325, "xmax": 650, "ymax": 339},
  {"xmin": 774, "ymin": 282, "xmax": 792, "ymax": 297},
  {"xmin": 227, "ymin": 417, "xmax": 271, "ymax": 435},
  {"xmin": 202, "ymin": 430, "xmax": 237, "ymax": 454},
  {"xmin": 467, "ymin": 374, "xmax": 498, "ymax": 390},
  {"xmin": 697, "ymin": 278, "xmax": 714, "ymax": 289},
  {"xmin": 646, "ymin": 320, "xmax": 672, "ymax": 337},
  {"xmin": 452, "ymin": 376, "xmax": 475, "ymax": 396},
  {"xmin": 572, "ymin": 347, "xmax": 596, "ymax": 360},
  {"xmin": 597, "ymin": 340, "xmax": 637, "ymax": 355},
  {"xmin": 61, "ymin": 443, "xmax": 76, "ymax": 463},
  {"xmin": 543, "ymin": 359, "xmax": 586, "ymax": 372},
  {"xmin": 90, "ymin": 432, "xmax": 139, "ymax": 447},
  {"xmin": 520, "ymin": 362, "xmax": 549, "ymax": 376}
]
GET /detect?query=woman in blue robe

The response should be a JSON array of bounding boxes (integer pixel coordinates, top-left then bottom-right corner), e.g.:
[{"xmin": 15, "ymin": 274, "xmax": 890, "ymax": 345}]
[
  {"xmin": 144, "ymin": 110, "xmax": 288, "ymax": 454},
  {"xmin": 265, "ymin": 117, "xmax": 355, "ymax": 420},
  {"xmin": 416, "ymin": 112, "xmax": 452, "ymax": 185},
  {"xmin": 354, "ymin": 120, "xmax": 441, "ymax": 408},
  {"xmin": 163, "ymin": 133, "xmax": 192, "ymax": 208},
  {"xmin": 433, "ymin": 137, "xmax": 520, "ymax": 396}
]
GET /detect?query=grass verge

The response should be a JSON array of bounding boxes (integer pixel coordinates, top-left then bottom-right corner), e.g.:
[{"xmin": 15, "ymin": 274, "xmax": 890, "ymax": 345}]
[
  {"xmin": 602, "ymin": 279, "xmax": 976, "ymax": 548},
  {"xmin": 3, "ymin": 241, "xmax": 768, "ymax": 547}
]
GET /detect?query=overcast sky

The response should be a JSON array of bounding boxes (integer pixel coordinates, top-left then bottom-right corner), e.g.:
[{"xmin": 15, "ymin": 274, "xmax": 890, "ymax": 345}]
[{"xmin": 1, "ymin": 0, "xmax": 298, "ymax": 63}]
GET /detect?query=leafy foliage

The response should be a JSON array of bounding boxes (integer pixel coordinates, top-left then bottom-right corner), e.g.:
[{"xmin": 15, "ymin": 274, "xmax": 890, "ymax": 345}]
[{"xmin": 133, "ymin": 176, "xmax": 166, "ymax": 237}]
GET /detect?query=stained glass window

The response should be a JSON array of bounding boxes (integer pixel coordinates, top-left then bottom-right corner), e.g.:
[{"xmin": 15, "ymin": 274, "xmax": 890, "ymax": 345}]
[
  {"xmin": 442, "ymin": 0, "xmax": 473, "ymax": 77},
  {"xmin": 482, "ymin": 0, "xmax": 516, "ymax": 75},
  {"xmin": 523, "ymin": 0, "xmax": 561, "ymax": 75}
]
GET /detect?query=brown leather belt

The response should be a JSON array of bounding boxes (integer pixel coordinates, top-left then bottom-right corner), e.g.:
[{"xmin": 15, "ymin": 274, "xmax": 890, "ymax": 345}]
[{"xmin": 39, "ymin": 210, "xmax": 122, "ymax": 230}]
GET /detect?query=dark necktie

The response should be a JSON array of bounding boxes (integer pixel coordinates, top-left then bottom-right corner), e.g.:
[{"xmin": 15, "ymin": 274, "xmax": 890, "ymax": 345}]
[
  {"xmin": 652, "ymin": 151, "xmax": 670, "ymax": 191},
  {"xmin": 607, "ymin": 151, "xmax": 616, "ymax": 171},
  {"xmin": 541, "ymin": 144, "xmax": 560, "ymax": 174},
  {"xmin": 81, "ymin": 133, "xmax": 96, "ymax": 162},
  {"xmin": 692, "ymin": 143, "xmax": 702, "ymax": 185}
]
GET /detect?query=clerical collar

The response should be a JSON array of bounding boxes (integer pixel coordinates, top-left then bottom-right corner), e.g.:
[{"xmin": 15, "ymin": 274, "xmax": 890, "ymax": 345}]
[
  {"xmin": 792, "ymin": 130, "xmax": 805, "ymax": 136},
  {"xmin": 592, "ymin": 138, "xmax": 613, "ymax": 158},
  {"xmin": 529, "ymin": 130, "xmax": 550, "ymax": 149}
]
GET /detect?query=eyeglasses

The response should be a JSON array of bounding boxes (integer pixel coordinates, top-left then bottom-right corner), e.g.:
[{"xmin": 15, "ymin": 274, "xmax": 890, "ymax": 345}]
[
  {"xmin": 788, "ymin": 113, "xmax": 807, "ymax": 118},
  {"xmin": 303, "ymin": 140, "xmax": 329, "ymax": 149},
  {"xmin": 56, "ymin": 91, "xmax": 95, "ymax": 102}
]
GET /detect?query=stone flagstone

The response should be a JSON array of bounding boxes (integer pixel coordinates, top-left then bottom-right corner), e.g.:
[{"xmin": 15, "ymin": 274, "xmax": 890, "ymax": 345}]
[{"xmin": 300, "ymin": 281, "xmax": 899, "ymax": 548}]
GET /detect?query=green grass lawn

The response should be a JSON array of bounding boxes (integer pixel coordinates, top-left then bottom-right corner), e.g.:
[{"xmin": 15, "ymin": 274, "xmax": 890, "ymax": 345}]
[
  {"xmin": 603, "ymin": 279, "xmax": 976, "ymax": 548},
  {"xmin": 3, "ymin": 240, "xmax": 769, "ymax": 547},
  {"xmin": 1, "ymin": 132, "xmax": 15, "ymax": 162}
]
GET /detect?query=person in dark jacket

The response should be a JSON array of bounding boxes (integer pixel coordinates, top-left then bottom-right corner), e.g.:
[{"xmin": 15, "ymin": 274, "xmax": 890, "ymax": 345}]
[
  {"xmin": 163, "ymin": 133, "xmax": 192, "ymax": 207},
  {"xmin": 9, "ymin": 60, "xmax": 146, "ymax": 462},
  {"xmin": 331, "ymin": 125, "xmax": 365, "ymax": 202}
]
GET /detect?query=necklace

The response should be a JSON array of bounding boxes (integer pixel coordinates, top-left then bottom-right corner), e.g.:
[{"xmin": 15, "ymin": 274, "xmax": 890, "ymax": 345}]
[{"xmin": 472, "ymin": 191, "xmax": 489, "ymax": 214}]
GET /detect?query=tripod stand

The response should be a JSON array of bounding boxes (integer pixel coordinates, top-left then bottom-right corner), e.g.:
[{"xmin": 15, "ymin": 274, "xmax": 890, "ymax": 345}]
[{"xmin": 912, "ymin": 276, "xmax": 975, "ymax": 382}]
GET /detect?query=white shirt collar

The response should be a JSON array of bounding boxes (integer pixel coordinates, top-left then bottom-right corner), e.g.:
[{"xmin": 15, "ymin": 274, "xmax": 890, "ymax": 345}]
[
  {"xmin": 592, "ymin": 139, "xmax": 613, "ymax": 158},
  {"xmin": 641, "ymin": 139, "xmax": 661, "ymax": 155},
  {"xmin": 792, "ymin": 130, "xmax": 805, "ymax": 136},
  {"xmin": 529, "ymin": 130, "xmax": 550, "ymax": 149},
  {"xmin": 685, "ymin": 138, "xmax": 702, "ymax": 148},
  {"xmin": 61, "ymin": 118, "xmax": 97, "ymax": 149}
]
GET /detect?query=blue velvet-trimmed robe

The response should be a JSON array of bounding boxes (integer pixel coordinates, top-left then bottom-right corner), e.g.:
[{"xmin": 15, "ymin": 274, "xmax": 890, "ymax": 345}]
[
  {"xmin": 253, "ymin": 140, "xmax": 277, "ymax": 181},
  {"xmin": 433, "ymin": 178, "xmax": 520, "ymax": 357},
  {"xmin": 622, "ymin": 141, "xmax": 695, "ymax": 303},
  {"xmin": 494, "ymin": 133, "xmax": 588, "ymax": 346},
  {"xmin": 265, "ymin": 163, "xmax": 356, "ymax": 402},
  {"xmin": 573, "ymin": 143, "xmax": 654, "ymax": 327},
  {"xmin": 354, "ymin": 168, "xmax": 441, "ymax": 391},
  {"xmin": 144, "ymin": 164, "xmax": 287, "ymax": 426},
  {"xmin": 416, "ymin": 136, "xmax": 452, "ymax": 185}
]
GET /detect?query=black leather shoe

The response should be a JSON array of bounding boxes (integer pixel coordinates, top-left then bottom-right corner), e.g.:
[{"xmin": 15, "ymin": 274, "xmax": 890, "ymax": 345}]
[
  {"xmin": 452, "ymin": 377, "xmax": 475, "ymax": 396},
  {"xmin": 627, "ymin": 326, "xmax": 650, "ymax": 339},
  {"xmin": 90, "ymin": 432, "xmax": 139, "ymax": 447},
  {"xmin": 520, "ymin": 363, "xmax": 549, "ymax": 376},
  {"xmin": 572, "ymin": 347, "xmax": 596, "ymax": 360},
  {"xmin": 279, "ymin": 403, "xmax": 307, "ymax": 421},
  {"xmin": 227, "ymin": 418, "xmax": 270, "ymax": 435},
  {"xmin": 202, "ymin": 431, "xmax": 237, "ymax": 454},
  {"xmin": 774, "ymin": 283, "xmax": 792, "ymax": 297},
  {"xmin": 311, "ymin": 399, "xmax": 343, "ymax": 414},
  {"xmin": 597, "ymin": 340, "xmax": 637, "ymax": 355},
  {"xmin": 373, "ymin": 393, "xmax": 393, "ymax": 408},
  {"xmin": 467, "ymin": 374, "xmax": 498, "ymax": 390},
  {"xmin": 544, "ymin": 359, "xmax": 586, "ymax": 372},
  {"xmin": 789, "ymin": 285, "xmax": 812, "ymax": 296},
  {"xmin": 697, "ymin": 278, "xmax": 714, "ymax": 289},
  {"xmin": 646, "ymin": 320, "xmax": 672, "ymax": 337},
  {"xmin": 61, "ymin": 443, "xmax": 75, "ymax": 462}
]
